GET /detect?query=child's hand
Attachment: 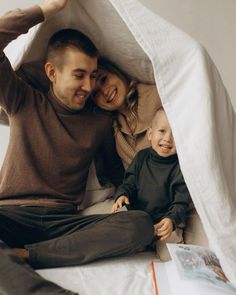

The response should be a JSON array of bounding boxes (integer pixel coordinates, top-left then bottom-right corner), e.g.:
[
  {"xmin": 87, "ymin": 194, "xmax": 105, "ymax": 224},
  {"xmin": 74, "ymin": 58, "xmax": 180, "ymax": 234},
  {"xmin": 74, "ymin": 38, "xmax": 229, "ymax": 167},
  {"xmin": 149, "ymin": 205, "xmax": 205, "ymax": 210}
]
[
  {"xmin": 111, "ymin": 196, "xmax": 130, "ymax": 213},
  {"xmin": 154, "ymin": 218, "xmax": 173, "ymax": 241}
]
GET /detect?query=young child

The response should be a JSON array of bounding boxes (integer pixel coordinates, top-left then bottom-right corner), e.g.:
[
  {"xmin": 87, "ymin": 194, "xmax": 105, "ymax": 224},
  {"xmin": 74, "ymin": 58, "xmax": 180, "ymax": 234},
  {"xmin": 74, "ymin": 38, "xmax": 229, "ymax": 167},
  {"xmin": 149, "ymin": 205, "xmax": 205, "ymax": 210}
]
[{"xmin": 112, "ymin": 108, "xmax": 191, "ymax": 259}]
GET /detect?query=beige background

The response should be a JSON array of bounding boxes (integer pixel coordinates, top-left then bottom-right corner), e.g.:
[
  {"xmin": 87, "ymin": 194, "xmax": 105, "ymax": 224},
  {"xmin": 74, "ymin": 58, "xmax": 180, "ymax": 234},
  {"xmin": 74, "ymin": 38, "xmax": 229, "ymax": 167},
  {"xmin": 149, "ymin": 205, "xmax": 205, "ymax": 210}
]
[{"xmin": 0, "ymin": 0, "xmax": 236, "ymax": 165}]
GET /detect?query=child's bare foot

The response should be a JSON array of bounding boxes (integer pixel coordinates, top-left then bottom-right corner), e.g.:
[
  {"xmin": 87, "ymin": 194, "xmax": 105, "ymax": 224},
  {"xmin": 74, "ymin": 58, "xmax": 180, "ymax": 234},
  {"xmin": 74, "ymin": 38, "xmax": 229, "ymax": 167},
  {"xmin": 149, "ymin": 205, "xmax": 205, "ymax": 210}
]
[{"xmin": 12, "ymin": 248, "xmax": 29, "ymax": 261}]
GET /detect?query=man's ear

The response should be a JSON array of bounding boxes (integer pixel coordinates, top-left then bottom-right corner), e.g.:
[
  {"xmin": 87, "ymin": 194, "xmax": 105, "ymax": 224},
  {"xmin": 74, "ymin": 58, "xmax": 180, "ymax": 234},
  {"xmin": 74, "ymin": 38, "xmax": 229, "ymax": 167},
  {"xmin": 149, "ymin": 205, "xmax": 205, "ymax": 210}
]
[
  {"xmin": 45, "ymin": 62, "xmax": 56, "ymax": 83},
  {"xmin": 147, "ymin": 127, "xmax": 152, "ymax": 141}
]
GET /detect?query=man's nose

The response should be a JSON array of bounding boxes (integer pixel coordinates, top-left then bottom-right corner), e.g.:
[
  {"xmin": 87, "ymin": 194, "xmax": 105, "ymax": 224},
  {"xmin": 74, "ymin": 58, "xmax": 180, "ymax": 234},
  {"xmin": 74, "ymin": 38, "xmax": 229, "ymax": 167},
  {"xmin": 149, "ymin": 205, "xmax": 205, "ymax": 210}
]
[{"xmin": 82, "ymin": 78, "xmax": 93, "ymax": 92}]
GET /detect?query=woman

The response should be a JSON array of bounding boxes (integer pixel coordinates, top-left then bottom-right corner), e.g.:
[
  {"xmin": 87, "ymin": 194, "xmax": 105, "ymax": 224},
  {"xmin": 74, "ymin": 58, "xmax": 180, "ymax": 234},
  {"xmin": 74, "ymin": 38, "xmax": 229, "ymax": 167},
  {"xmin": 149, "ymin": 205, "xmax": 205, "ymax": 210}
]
[{"xmin": 92, "ymin": 57, "xmax": 162, "ymax": 168}]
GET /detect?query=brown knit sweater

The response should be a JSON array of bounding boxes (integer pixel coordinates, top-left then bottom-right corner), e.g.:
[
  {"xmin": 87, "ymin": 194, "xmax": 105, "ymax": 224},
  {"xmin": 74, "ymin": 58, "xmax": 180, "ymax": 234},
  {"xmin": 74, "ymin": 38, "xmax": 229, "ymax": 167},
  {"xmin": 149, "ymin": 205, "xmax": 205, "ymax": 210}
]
[{"xmin": 0, "ymin": 6, "xmax": 124, "ymax": 207}]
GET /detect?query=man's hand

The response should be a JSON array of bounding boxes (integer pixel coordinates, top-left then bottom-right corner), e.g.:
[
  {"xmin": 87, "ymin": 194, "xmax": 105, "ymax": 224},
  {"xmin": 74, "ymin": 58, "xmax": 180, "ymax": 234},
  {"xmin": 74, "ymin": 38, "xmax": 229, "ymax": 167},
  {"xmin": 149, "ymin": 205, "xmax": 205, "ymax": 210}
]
[
  {"xmin": 111, "ymin": 195, "xmax": 130, "ymax": 213},
  {"xmin": 154, "ymin": 217, "xmax": 173, "ymax": 241},
  {"xmin": 39, "ymin": 0, "xmax": 69, "ymax": 20}
]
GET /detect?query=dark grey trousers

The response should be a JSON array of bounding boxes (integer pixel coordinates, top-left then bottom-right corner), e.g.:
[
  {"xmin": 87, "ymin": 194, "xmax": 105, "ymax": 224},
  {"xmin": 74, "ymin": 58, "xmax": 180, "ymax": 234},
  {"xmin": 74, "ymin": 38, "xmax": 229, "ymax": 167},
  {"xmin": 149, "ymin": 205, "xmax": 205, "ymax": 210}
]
[{"xmin": 0, "ymin": 206, "xmax": 154, "ymax": 295}]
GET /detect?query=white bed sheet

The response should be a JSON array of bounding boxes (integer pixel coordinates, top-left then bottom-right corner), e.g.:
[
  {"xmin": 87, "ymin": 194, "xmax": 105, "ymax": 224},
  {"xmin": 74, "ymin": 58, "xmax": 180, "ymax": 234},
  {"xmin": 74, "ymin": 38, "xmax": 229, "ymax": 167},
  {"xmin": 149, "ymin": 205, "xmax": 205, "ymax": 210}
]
[{"xmin": 37, "ymin": 252, "xmax": 156, "ymax": 295}]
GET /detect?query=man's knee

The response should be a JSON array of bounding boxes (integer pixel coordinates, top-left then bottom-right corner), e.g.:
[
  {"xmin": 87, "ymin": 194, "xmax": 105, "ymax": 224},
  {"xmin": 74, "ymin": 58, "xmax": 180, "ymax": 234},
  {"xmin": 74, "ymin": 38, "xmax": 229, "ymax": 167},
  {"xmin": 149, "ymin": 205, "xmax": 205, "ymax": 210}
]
[{"xmin": 117, "ymin": 210, "xmax": 154, "ymax": 249}]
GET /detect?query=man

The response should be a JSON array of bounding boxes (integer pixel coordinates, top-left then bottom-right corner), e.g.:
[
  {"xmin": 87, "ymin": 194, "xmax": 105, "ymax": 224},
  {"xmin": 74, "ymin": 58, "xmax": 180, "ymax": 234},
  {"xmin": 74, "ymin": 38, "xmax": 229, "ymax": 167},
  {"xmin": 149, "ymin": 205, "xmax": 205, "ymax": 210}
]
[{"xmin": 0, "ymin": 1, "xmax": 154, "ymax": 294}]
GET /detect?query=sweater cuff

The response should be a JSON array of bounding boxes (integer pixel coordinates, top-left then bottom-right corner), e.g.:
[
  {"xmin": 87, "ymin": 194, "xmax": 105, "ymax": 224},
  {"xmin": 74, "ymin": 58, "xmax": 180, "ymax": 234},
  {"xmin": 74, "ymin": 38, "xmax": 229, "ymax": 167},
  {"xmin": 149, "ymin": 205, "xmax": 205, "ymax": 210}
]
[{"xmin": 22, "ymin": 5, "xmax": 45, "ymax": 28}]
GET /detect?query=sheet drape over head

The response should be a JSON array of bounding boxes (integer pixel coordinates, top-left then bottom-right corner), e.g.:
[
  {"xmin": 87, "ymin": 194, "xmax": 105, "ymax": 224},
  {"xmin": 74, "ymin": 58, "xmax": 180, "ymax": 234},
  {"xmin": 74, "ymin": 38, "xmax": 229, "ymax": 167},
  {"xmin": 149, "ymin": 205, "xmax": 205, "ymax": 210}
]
[{"xmin": 3, "ymin": 0, "xmax": 236, "ymax": 283}]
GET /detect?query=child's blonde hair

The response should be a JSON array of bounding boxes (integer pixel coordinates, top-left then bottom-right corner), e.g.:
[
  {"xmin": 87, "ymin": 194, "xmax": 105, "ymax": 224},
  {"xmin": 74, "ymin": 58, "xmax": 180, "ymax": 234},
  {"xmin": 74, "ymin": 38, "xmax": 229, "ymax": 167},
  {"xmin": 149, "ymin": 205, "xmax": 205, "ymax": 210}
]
[{"xmin": 151, "ymin": 107, "xmax": 165, "ymax": 129}]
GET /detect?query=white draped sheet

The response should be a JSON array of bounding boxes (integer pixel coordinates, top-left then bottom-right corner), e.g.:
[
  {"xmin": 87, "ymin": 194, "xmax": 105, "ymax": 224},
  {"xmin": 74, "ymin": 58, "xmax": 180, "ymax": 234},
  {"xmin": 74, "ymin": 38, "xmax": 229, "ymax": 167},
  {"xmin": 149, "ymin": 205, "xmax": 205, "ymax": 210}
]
[{"xmin": 4, "ymin": 0, "xmax": 236, "ymax": 284}]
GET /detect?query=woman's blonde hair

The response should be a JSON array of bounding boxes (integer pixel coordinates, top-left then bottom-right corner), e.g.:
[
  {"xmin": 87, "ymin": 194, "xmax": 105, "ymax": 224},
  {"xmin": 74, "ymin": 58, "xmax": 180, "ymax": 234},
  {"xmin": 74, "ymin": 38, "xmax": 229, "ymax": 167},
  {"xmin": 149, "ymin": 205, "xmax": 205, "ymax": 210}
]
[{"xmin": 97, "ymin": 57, "xmax": 139, "ymax": 131}]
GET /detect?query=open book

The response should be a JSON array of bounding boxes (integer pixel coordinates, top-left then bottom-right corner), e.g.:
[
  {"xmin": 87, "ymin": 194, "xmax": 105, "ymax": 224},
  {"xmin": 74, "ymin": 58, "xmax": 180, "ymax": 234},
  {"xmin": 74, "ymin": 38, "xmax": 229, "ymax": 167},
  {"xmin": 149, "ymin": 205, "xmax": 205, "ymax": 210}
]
[{"xmin": 152, "ymin": 243, "xmax": 236, "ymax": 295}]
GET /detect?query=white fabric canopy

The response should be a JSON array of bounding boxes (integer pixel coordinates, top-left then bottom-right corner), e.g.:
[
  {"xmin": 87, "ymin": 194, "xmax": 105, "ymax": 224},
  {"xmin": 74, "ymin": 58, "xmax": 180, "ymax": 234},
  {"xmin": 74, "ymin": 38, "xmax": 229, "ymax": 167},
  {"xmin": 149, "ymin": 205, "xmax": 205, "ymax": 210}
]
[{"xmin": 4, "ymin": 0, "xmax": 236, "ymax": 284}]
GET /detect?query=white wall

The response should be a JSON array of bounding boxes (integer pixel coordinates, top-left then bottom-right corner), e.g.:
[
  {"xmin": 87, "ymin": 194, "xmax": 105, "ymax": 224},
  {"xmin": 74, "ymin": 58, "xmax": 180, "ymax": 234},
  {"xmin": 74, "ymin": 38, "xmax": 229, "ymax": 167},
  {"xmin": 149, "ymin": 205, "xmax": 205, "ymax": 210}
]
[{"xmin": 1, "ymin": 0, "xmax": 236, "ymax": 163}]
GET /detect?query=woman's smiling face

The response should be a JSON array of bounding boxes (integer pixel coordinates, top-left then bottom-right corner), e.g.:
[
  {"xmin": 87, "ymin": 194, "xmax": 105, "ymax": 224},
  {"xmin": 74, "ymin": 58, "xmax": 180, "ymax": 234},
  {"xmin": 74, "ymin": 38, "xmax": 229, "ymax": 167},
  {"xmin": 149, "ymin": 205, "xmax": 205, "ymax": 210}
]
[{"xmin": 92, "ymin": 69, "xmax": 128, "ymax": 111}]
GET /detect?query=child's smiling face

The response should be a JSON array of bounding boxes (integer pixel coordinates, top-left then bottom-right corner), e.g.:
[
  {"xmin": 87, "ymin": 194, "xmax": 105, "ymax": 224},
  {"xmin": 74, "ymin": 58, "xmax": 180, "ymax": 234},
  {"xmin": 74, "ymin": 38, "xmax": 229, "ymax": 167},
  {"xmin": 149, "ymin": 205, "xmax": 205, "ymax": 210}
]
[{"xmin": 148, "ymin": 110, "xmax": 176, "ymax": 157}]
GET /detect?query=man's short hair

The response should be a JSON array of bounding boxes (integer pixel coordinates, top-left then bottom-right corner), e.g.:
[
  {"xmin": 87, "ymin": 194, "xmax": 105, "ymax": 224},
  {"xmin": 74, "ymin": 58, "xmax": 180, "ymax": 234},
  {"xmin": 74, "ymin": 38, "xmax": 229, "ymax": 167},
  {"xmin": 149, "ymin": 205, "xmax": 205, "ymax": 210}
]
[{"xmin": 46, "ymin": 29, "xmax": 99, "ymax": 66}]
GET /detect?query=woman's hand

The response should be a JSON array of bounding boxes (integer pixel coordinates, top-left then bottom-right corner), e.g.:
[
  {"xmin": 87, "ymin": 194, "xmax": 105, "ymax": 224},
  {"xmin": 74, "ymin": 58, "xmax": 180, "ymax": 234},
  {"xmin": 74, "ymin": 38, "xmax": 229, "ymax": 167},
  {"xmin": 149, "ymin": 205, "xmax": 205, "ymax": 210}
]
[
  {"xmin": 111, "ymin": 195, "xmax": 130, "ymax": 213},
  {"xmin": 154, "ymin": 217, "xmax": 173, "ymax": 241},
  {"xmin": 39, "ymin": 0, "xmax": 69, "ymax": 20}
]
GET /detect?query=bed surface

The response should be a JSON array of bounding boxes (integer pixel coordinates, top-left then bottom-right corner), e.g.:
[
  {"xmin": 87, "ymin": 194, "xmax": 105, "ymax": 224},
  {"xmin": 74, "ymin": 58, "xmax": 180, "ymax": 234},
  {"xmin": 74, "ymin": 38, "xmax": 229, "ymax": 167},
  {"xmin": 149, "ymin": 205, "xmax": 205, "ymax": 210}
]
[{"xmin": 37, "ymin": 252, "xmax": 157, "ymax": 295}]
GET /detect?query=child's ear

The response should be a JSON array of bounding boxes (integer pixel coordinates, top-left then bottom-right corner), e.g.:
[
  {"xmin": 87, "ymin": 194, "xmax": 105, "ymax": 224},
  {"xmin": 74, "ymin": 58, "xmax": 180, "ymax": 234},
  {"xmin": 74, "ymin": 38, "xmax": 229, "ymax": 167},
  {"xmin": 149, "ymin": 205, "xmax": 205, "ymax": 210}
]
[{"xmin": 147, "ymin": 128, "xmax": 152, "ymax": 141}]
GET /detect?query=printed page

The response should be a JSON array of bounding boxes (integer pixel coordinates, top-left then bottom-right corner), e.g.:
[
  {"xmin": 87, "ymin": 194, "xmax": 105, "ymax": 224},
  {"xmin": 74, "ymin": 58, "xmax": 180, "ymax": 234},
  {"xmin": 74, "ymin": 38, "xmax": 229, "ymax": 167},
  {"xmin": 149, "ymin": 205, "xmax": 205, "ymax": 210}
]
[
  {"xmin": 167, "ymin": 243, "xmax": 236, "ymax": 295},
  {"xmin": 153, "ymin": 259, "xmax": 236, "ymax": 295}
]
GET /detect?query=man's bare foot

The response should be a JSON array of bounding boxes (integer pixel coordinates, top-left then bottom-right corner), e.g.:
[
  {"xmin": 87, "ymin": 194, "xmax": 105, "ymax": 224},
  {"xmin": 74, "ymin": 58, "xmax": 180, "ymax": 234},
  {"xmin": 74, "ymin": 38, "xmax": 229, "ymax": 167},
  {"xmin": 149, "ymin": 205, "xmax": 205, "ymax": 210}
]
[{"xmin": 12, "ymin": 248, "xmax": 29, "ymax": 261}]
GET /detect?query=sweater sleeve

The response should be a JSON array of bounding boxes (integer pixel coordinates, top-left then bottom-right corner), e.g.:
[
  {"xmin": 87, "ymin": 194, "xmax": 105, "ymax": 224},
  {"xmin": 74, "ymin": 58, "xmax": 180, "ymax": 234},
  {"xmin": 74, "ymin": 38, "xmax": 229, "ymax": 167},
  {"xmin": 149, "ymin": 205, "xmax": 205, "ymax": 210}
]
[
  {"xmin": 165, "ymin": 168, "xmax": 191, "ymax": 228},
  {"xmin": 0, "ymin": 6, "xmax": 44, "ymax": 54},
  {"xmin": 0, "ymin": 6, "xmax": 44, "ymax": 114},
  {"xmin": 114, "ymin": 153, "xmax": 140, "ymax": 202}
]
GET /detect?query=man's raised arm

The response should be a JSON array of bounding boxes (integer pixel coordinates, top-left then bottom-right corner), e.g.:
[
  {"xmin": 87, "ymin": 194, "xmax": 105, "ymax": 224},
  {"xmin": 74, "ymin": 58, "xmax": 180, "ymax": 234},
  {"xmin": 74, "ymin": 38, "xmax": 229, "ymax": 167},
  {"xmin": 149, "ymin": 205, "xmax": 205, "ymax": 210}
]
[
  {"xmin": 0, "ymin": 0, "xmax": 68, "ymax": 115},
  {"xmin": 0, "ymin": 0, "xmax": 68, "ymax": 55}
]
